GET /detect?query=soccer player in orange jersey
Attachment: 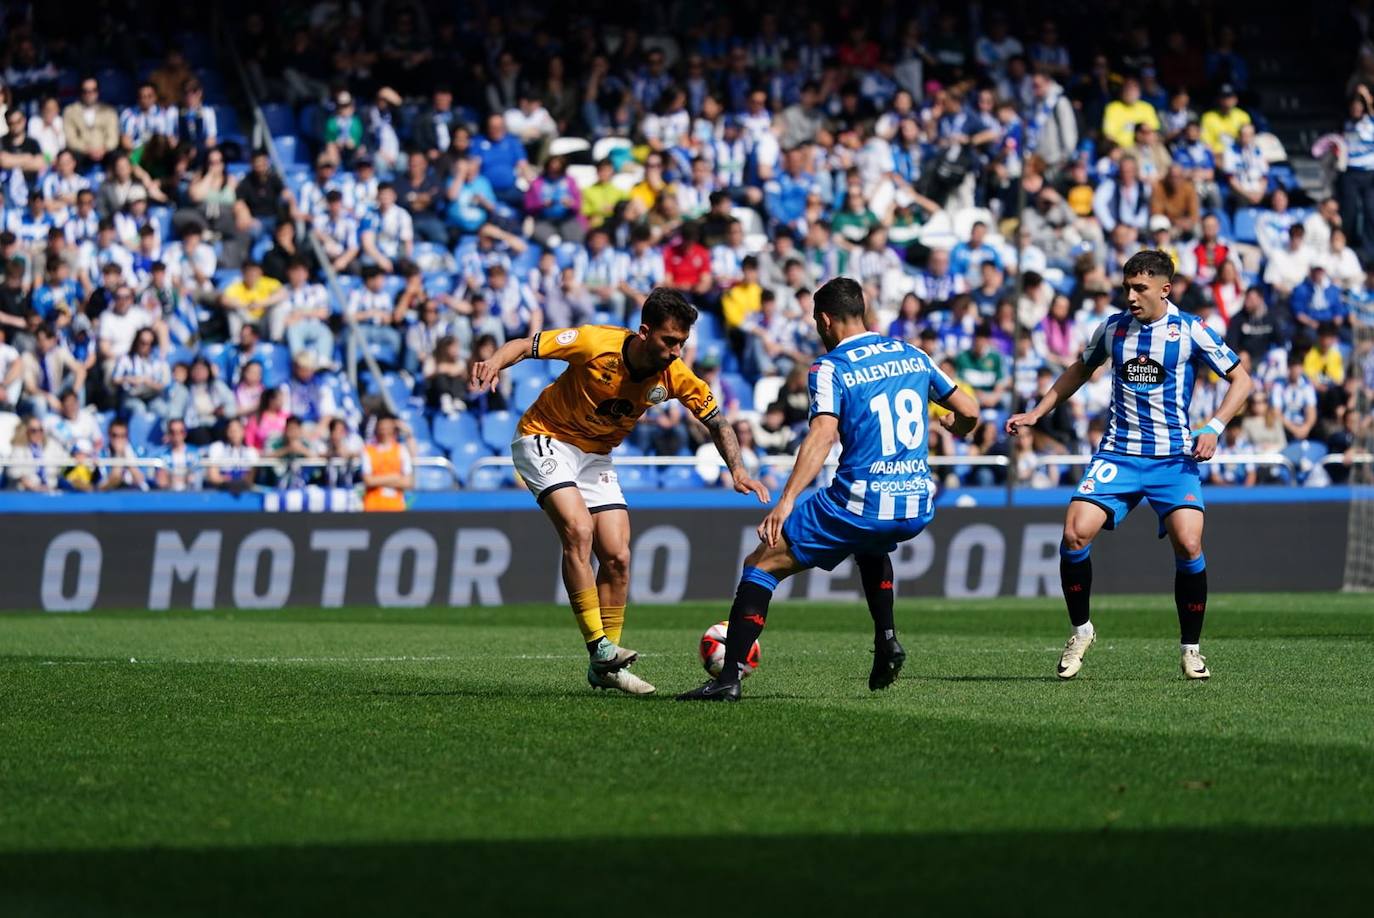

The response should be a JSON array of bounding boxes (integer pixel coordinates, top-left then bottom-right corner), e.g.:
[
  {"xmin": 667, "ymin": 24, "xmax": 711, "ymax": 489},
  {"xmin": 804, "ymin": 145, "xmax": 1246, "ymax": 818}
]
[{"xmin": 470, "ymin": 288, "xmax": 770, "ymax": 694}]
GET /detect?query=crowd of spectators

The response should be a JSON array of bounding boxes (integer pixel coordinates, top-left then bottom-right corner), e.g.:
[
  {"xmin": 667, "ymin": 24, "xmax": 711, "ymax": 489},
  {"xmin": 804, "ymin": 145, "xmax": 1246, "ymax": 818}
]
[{"xmin": 0, "ymin": 2, "xmax": 1370, "ymax": 495}]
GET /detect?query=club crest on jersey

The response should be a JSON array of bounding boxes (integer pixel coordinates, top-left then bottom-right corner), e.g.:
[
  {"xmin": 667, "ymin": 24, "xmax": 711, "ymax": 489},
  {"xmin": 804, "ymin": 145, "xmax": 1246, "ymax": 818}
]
[
  {"xmin": 540, "ymin": 458, "xmax": 557, "ymax": 476},
  {"xmin": 1119, "ymin": 355, "xmax": 1166, "ymax": 391},
  {"xmin": 1166, "ymin": 324, "xmax": 1181, "ymax": 342},
  {"xmin": 1078, "ymin": 477, "xmax": 1096, "ymax": 494},
  {"xmin": 647, "ymin": 385, "xmax": 667, "ymax": 404},
  {"xmin": 556, "ymin": 329, "xmax": 579, "ymax": 345}
]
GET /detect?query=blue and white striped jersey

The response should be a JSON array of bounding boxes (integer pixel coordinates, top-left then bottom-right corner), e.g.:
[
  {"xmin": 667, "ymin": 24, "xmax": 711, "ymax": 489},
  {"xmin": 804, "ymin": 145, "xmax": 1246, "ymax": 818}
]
[
  {"xmin": 1082, "ymin": 302, "xmax": 1240, "ymax": 458},
  {"xmin": 809, "ymin": 332, "xmax": 956, "ymax": 521}
]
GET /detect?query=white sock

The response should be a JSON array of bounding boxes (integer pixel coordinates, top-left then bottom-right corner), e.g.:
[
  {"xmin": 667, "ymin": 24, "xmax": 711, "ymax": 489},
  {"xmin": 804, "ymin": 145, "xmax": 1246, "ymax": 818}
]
[
  {"xmin": 1181, "ymin": 643, "xmax": 1200, "ymax": 653},
  {"xmin": 1074, "ymin": 622, "xmax": 1095, "ymax": 637}
]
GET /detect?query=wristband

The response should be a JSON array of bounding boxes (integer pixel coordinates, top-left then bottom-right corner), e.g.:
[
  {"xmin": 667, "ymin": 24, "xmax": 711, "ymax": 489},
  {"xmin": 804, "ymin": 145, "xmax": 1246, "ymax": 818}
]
[{"xmin": 1201, "ymin": 418, "xmax": 1225, "ymax": 437}]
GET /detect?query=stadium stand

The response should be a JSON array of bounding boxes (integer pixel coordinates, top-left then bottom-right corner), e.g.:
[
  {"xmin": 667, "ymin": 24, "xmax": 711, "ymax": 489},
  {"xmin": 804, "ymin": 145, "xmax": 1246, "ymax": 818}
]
[{"xmin": 0, "ymin": 2, "xmax": 1369, "ymax": 496}]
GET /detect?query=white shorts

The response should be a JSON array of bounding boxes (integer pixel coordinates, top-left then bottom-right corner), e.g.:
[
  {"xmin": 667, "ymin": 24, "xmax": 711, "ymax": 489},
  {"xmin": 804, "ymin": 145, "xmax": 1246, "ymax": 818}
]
[{"xmin": 511, "ymin": 434, "xmax": 627, "ymax": 512}]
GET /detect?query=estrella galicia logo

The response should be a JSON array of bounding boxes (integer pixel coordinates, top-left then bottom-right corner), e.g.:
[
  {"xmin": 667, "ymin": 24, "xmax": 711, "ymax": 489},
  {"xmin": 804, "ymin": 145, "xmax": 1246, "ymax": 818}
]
[{"xmin": 1119, "ymin": 354, "xmax": 1166, "ymax": 392}]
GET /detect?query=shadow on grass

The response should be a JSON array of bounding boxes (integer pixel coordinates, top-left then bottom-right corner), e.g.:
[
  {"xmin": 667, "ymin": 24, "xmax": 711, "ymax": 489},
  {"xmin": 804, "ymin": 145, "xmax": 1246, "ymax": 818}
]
[{"xmin": 2, "ymin": 827, "xmax": 1371, "ymax": 917}]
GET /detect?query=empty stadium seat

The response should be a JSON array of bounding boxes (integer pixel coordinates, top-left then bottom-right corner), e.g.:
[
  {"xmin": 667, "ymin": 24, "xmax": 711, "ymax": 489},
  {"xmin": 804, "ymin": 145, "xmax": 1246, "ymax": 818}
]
[
  {"xmin": 260, "ymin": 104, "xmax": 297, "ymax": 137},
  {"xmin": 722, "ymin": 372, "xmax": 752, "ymax": 411},
  {"xmin": 448, "ymin": 439, "xmax": 493, "ymax": 483},
  {"xmin": 753, "ymin": 376, "xmax": 784, "ymax": 413},
  {"xmin": 512, "ymin": 375, "xmax": 549, "ymax": 412},
  {"xmin": 1232, "ymin": 208, "xmax": 1261, "ymax": 245},
  {"xmin": 479, "ymin": 411, "xmax": 518, "ymax": 452},
  {"xmin": 616, "ymin": 465, "xmax": 657, "ymax": 491},
  {"xmin": 468, "ymin": 465, "xmax": 511, "ymax": 490},
  {"xmin": 657, "ymin": 466, "xmax": 699, "ymax": 490},
  {"xmin": 431, "ymin": 413, "xmax": 481, "ymax": 451},
  {"xmin": 272, "ymin": 135, "xmax": 303, "ymax": 165},
  {"xmin": 415, "ymin": 465, "xmax": 455, "ymax": 491}
]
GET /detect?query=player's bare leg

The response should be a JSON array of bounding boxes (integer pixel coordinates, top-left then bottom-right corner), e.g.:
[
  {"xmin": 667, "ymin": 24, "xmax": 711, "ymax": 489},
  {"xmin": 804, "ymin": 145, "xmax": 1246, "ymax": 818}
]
[
  {"xmin": 587, "ymin": 509, "xmax": 653, "ymax": 694},
  {"xmin": 541, "ymin": 488, "xmax": 636, "ymax": 674},
  {"xmin": 1058, "ymin": 500, "xmax": 1109, "ymax": 679},
  {"xmin": 676, "ymin": 538, "xmax": 805, "ymax": 702},
  {"xmin": 854, "ymin": 553, "xmax": 905, "ymax": 690},
  {"xmin": 1164, "ymin": 508, "xmax": 1211, "ymax": 680}
]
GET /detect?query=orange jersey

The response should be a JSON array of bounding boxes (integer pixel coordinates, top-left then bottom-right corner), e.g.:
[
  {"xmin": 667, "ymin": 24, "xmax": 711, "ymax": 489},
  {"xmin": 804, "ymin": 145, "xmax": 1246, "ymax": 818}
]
[
  {"xmin": 362, "ymin": 441, "xmax": 411, "ymax": 511},
  {"xmin": 518, "ymin": 325, "xmax": 719, "ymax": 454}
]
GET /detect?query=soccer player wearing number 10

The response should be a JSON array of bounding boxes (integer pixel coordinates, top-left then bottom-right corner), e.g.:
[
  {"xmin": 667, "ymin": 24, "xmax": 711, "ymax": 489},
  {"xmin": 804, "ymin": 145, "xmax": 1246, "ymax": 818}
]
[
  {"xmin": 678, "ymin": 278, "xmax": 981, "ymax": 702},
  {"xmin": 1005, "ymin": 251, "xmax": 1253, "ymax": 681}
]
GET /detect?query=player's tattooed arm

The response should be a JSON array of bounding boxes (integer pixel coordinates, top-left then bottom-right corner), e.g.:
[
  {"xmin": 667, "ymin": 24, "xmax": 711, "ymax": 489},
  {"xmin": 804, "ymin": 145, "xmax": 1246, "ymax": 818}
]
[{"xmin": 706, "ymin": 413, "xmax": 770, "ymax": 503}]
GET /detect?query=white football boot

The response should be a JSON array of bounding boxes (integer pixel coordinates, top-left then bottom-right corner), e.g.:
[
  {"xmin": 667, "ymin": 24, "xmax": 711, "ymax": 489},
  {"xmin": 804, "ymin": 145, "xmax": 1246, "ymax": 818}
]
[
  {"xmin": 1056, "ymin": 631, "xmax": 1096, "ymax": 679},
  {"xmin": 1181, "ymin": 648, "xmax": 1210, "ymax": 680},
  {"xmin": 587, "ymin": 664, "xmax": 656, "ymax": 695}
]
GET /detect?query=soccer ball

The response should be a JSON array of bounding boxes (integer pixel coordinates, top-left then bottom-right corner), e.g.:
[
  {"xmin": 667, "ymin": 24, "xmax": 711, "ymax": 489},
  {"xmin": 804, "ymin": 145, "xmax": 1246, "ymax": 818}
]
[{"xmin": 698, "ymin": 621, "xmax": 760, "ymax": 679}]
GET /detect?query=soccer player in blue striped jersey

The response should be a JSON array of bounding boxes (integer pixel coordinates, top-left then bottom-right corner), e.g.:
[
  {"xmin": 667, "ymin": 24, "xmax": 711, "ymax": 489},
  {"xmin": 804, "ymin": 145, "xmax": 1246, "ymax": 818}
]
[
  {"xmin": 678, "ymin": 277, "xmax": 981, "ymax": 702},
  {"xmin": 1006, "ymin": 250, "xmax": 1253, "ymax": 681}
]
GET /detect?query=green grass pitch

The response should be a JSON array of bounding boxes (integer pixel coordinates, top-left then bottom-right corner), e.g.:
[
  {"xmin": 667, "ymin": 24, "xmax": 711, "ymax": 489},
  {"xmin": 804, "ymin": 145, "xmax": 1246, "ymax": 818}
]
[{"xmin": 2, "ymin": 593, "xmax": 1372, "ymax": 916}]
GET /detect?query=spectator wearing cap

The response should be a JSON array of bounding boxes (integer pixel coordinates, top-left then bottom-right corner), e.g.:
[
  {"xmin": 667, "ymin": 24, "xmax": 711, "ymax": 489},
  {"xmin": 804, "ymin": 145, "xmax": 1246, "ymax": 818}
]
[
  {"xmin": 412, "ymin": 85, "xmax": 458, "ymax": 162},
  {"xmin": 323, "ymin": 90, "xmax": 364, "ymax": 168},
  {"xmin": 1101, "ymin": 77, "xmax": 1161, "ymax": 150},
  {"xmin": 474, "ymin": 114, "xmax": 533, "ymax": 212},
  {"xmin": 1289, "ymin": 264, "xmax": 1348, "ymax": 333},
  {"xmin": 62, "ymin": 76, "xmax": 119, "ymax": 170},
  {"xmin": 1146, "ymin": 215, "xmax": 1191, "ymax": 276},
  {"xmin": 1200, "ymin": 84, "xmax": 1252, "ymax": 156},
  {"xmin": 1092, "ymin": 154, "xmax": 1151, "ymax": 241}
]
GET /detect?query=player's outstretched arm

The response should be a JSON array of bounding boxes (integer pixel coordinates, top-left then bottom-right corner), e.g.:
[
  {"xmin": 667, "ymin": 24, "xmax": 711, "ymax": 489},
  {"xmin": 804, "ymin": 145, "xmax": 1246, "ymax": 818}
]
[
  {"xmin": 759, "ymin": 415, "xmax": 839, "ymax": 547},
  {"xmin": 936, "ymin": 387, "xmax": 981, "ymax": 439},
  {"xmin": 1005, "ymin": 359, "xmax": 1091, "ymax": 435},
  {"xmin": 1193, "ymin": 362, "xmax": 1254, "ymax": 461},
  {"xmin": 468, "ymin": 336, "xmax": 533, "ymax": 393},
  {"xmin": 705, "ymin": 413, "xmax": 770, "ymax": 503}
]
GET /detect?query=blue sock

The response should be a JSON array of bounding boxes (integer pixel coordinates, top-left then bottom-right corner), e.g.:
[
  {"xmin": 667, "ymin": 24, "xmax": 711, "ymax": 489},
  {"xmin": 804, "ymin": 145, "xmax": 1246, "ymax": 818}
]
[
  {"xmin": 1175, "ymin": 554, "xmax": 1206, "ymax": 574},
  {"xmin": 1059, "ymin": 542, "xmax": 1092, "ymax": 564},
  {"xmin": 740, "ymin": 566, "xmax": 780, "ymax": 592}
]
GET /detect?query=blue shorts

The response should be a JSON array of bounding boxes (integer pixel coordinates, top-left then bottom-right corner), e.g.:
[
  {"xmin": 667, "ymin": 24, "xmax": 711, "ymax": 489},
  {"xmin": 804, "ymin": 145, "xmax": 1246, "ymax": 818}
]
[
  {"xmin": 782, "ymin": 488, "xmax": 933, "ymax": 571},
  {"xmin": 1071, "ymin": 453, "xmax": 1205, "ymax": 537}
]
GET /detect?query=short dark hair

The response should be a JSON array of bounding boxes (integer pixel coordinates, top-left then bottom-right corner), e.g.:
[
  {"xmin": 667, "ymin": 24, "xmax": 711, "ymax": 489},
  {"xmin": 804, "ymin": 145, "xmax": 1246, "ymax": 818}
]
[
  {"xmin": 641, "ymin": 288, "xmax": 698, "ymax": 330},
  {"xmin": 813, "ymin": 277, "xmax": 866, "ymax": 319},
  {"xmin": 1122, "ymin": 249, "xmax": 1175, "ymax": 280}
]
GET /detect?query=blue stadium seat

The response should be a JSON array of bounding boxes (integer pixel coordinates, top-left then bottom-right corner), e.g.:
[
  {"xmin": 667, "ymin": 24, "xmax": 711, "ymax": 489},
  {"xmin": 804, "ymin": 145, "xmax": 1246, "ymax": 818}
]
[
  {"xmin": 449, "ymin": 440, "xmax": 492, "ymax": 484},
  {"xmin": 611, "ymin": 440, "xmax": 643, "ymax": 457},
  {"xmin": 506, "ymin": 359, "xmax": 547, "ymax": 385},
  {"xmin": 544, "ymin": 359, "xmax": 568, "ymax": 380},
  {"xmin": 260, "ymin": 104, "xmax": 297, "ymax": 137},
  {"xmin": 212, "ymin": 106, "xmax": 241, "ymax": 137},
  {"xmin": 616, "ymin": 465, "xmax": 657, "ymax": 491},
  {"xmin": 1232, "ymin": 208, "xmax": 1261, "ymax": 245},
  {"xmin": 512, "ymin": 375, "xmax": 549, "ymax": 412},
  {"xmin": 511, "ymin": 245, "xmax": 543, "ymax": 278},
  {"xmin": 381, "ymin": 372, "xmax": 414, "ymax": 406},
  {"xmin": 722, "ymin": 372, "xmax": 752, "ymax": 410},
  {"xmin": 194, "ymin": 70, "xmax": 229, "ymax": 104},
  {"xmin": 431, "ymin": 413, "xmax": 481, "ymax": 452},
  {"xmin": 479, "ymin": 411, "xmax": 518, "ymax": 452},
  {"xmin": 468, "ymin": 465, "xmax": 511, "ymax": 490},
  {"xmin": 95, "ymin": 69, "xmax": 135, "ymax": 106},
  {"xmin": 658, "ymin": 466, "xmax": 699, "ymax": 490},
  {"xmin": 1283, "ymin": 441, "xmax": 1329, "ymax": 484},
  {"xmin": 149, "ymin": 206, "xmax": 172, "ymax": 244},
  {"xmin": 272, "ymin": 135, "xmax": 303, "ymax": 165},
  {"xmin": 127, "ymin": 413, "xmax": 161, "ymax": 454},
  {"xmin": 416, "ymin": 465, "xmax": 454, "ymax": 491},
  {"xmin": 297, "ymin": 104, "xmax": 325, "ymax": 144},
  {"xmin": 423, "ymin": 273, "xmax": 454, "ymax": 296},
  {"xmin": 258, "ymin": 343, "xmax": 290, "ymax": 389}
]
